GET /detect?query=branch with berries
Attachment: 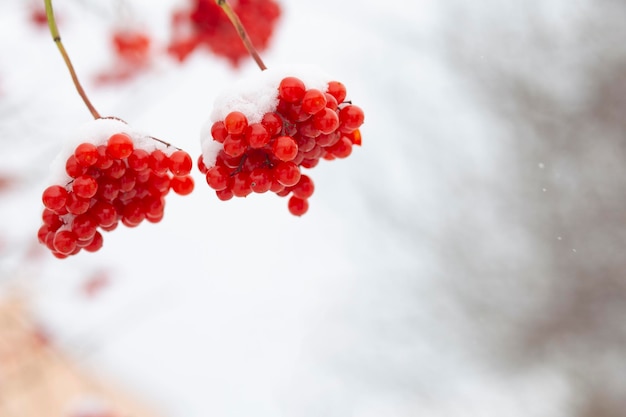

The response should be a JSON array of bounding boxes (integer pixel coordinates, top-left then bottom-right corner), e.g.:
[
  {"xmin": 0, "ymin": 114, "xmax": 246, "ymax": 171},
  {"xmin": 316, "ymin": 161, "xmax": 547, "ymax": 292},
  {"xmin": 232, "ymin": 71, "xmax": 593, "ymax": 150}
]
[{"xmin": 38, "ymin": 0, "xmax": 364, "ymax": 259}]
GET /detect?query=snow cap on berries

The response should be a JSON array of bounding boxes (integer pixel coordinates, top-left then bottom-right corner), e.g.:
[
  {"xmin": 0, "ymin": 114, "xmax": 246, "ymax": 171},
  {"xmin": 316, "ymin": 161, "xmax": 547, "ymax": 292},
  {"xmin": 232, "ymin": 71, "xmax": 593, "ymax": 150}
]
[
  {"xmin": 201, "ymin": 66, "xmax": 332, "ymax": 167},
  {"xmin": 49, "ymin": 117, "xmax": 174, "ymax": 184}
]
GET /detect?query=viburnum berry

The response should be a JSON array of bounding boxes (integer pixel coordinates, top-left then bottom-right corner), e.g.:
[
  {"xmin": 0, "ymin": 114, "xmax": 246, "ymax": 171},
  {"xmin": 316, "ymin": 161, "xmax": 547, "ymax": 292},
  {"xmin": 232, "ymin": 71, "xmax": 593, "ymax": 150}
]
[
  {"xmin": 287, "ymin": 196, "xmax": 309, "ymax": 217},
  {"xmin": 74, "ymin": 143, "xmax": 99, "ymax": 166},
  {"xmin": 272, "ymin": 136, "xmax": 298, "ymax": 161},
  {"xmin": 168, "ymin": 150, "xmax": 193, "ymax": 176},
  {"xmin": 106, "ymin": 133, "xmax": 134, "ymax": 159},
  {"xmin": 42, "ymin": 185, "xmax": 68, "ymax": 212},
  {"xmin": 37, "ymin": 119, "xmax": 195, "ymax": 258},
  {"xmin": 199, "ymin": 69, "xmax": 364, "ymax": 216}
]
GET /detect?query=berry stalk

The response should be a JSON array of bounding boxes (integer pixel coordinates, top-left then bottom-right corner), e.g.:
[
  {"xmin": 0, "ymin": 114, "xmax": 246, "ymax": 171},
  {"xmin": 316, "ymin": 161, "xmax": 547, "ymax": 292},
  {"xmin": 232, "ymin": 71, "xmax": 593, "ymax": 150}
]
[
  {"xmin": 215, "ymin": 0, "xmax": 267, "ymax": 71},
  {"xmin": 44, "ymin": 0, "xmax": 101, "ymax": 119}
]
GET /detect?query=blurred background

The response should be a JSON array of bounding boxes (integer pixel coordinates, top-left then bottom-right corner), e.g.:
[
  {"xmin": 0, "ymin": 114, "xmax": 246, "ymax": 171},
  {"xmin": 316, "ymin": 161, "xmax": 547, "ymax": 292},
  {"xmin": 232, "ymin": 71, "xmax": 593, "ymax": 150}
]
[{"xmin": 1, "ymin": 0, "xmax": 625, "ymax": 416}]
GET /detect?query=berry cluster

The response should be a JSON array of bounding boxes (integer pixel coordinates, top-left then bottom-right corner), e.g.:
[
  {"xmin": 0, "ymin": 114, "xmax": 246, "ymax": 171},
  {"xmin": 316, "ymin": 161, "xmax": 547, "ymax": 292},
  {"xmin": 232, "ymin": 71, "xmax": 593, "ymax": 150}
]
[
  {"xmin": 200, "ymin": 71, "xmax": 363, "ymax": 216},
  {"xmin": 95, "ymin": 28, "xmax": 153, "ymax": 84},
  {"xmin": 37, "ymin": 121, "xmax": 194, "ymax": 258},
  {"xmin": 168, "ymin": 0, "xmax": 281, "ymax": 66}
]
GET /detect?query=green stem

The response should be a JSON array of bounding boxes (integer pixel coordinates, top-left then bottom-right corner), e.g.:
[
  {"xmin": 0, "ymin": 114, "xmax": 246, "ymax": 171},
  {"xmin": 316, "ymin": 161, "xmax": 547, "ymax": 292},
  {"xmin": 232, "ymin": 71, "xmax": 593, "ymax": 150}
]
[
  {"xmin": 44, "ymin": 0, "xmax": 101, "ymax": 119},
  {"xmin": 216, "ymin": 0, "xmax": 267, "ymax": 71}
]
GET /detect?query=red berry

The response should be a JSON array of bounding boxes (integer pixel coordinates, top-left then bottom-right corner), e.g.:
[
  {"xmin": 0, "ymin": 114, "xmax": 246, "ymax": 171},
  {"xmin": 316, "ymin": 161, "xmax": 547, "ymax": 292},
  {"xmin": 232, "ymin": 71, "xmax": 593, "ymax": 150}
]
[
  {"xmin": 197, "ymin": 156, "xmax": 208, "ymax": 174},
  {"xmin": 313, "ymin": 108, "xmax": 340, "ymax": 134},
  {"xmin": 97, "ymin": 177, "xmax": 120, "ymax": 201},
  {"xmin": 171, "ymin": 175, "xmax": 194, "ymax": 195},
  {"xmin": 292, "ymin": 175, "xmax": 315, "ymax": 199},
  {"xmin": 65, "ymin": 193, "xmax": 91, "ymax": 215},
  {"xmin": 245, "ymin": 123, "xmax": 270, "ymax": 148},
  {"xmin": 296, "ymin": 136, "xmax": 316, "ymax": 153},
  {"xmin": 149, "ymin": 149, "xmax": 169, "ymax": 174},
  {"xmin": 91, "ymin": 201, "xmax": 118, "ymax": 227},
  {"xmin": 249, "ymin": 168, "xmax": 272, "ymax": 193},
  {"xmin": 273, "ymin": 161, "xmax": 301, "ymax": 187},
  {"xmin": 150, "ymin": 174, "xmax": 171, "ymax": 194},
  {"xmin": 95, "ymin": 145, "xmax": 114, "ymax": 169},
  {"xmin": 261, "ymin": 112, "xmax": 283, "ymax": 136},
  {"xmin": 231, "ymin": 171, "xmax": 252, "ymax": 197},
  {"xmin": 128, "ymin": 149, "xmax": 150, "ymax": 171},
  {"xmin": 224, "ymin": 111, "xmax": 248, "ymax": 135},
  {"xmin": 42, "ymin": 185, "xmax": 68, "ymax": 212},
  {"xmin": 272, "ymin": 135, "xmax": 298, "ymax": 161},
  {"xmin": 168, "ymin": 150, "xmax": 193, "ymax": 176},
  {"xmin": 329, "ymin": 136, "xmax": 353, "ymax": 158},
  {"xmin": 66, "ymin": 155, "xmax": 86, "ymax": 178},
  {"xmin": 288, "ymin": 196, "xmax": 309, "ymax": 216},
  {"xmin": 122, "ymin": 200, "xmax": 145, "ymax": 227},
  {"xmin": 279, "ymin": 77, "xmax": 306, "ymax": 103},
  {"xmin": 223, "ymin": 135, "xmax": 247, "ymax": 157},
  {"xmin": 106, "ymin": 133, "xmax": 134, "ymax": 159},
  {"xmin": 216, "ymin": 188, "xmax": 234, "ymax": 201},
  {"xmin": 72, "ymin": 175, "xmax": 98, "ymax": 199},
  {"xmin": 71, "ymin": 213, "xmax": 98, "ymax": 240},
  {"xmin": 339, "ymin": 105, "xmax": 365, "ymax": 132},
  {"xmin": 327, "ymin": 81, "xmax": 347, "ymax": 103},
  {"xmin": 53, "ymin": 230, "xmax": 77, "ymax": 255},
  {"xmin": 301, "ymin": 89, "xmax": 327, "ymax": 115},
  {"xmin": 105, "ymin": 159, "xmax": 126, "ymax": 179},
  {"xmin": 74, "ymin": 143, "xmax": 98, "ymax": 166},
  {"xmin": 211, "ymin": 121, "xmax": 228, "ymax": 143},
  {"xmin": 84, "ymin": 231, "xmax": 103, "ymax": 252},
  {"xmin": 42, "ymin": 208, "xmax": 63, "ymax": 229},
  {"xmin": 316, "ymin": 131, "xmax": 341, "ymax": 147},
  {"xmin": 324, "ymin": 93, "xmax": 339, "ymax": 110},
  {"xmin": 38, "ymin": 225, "xmax": 52, "ymax": 244},
  {"xmin": 300, "ymin": 158, "xmax": 319, "ymax": 169},
  {"xmin": 206, "ymin": 166, "xmax": 230, "ymax": 191}
]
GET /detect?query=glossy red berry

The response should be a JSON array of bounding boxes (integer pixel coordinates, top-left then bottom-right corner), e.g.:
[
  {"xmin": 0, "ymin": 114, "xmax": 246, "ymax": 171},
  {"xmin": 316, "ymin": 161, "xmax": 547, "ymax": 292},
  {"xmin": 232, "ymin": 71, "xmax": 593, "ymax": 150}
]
[
  {"xmin": 53, "ymin": 230, "xmax": 78, "ymax": 255},
  {"xmin": 74, "ymin": 143, "xmax": 99, "ymax": 166},
  {"xmin": 292, "ymin": 175, "xmax": 315, "ymax": 199},
  {"xmin": 106, "ymin": 133, "xmax": 134, "ymax": 159},
  {"xmin": 279, "ymin": 77, "xmax": 306, "ymax": 103},
  {"xmin": 273, "ymin": 161, "xmax": 301, "ymax": 187},
  {"xmin": 245, "ymin": 123, "xmax": 271, "ymax": 148},
  {"xmin": 205, "ymin": 166, "xmax": 230, "ymax": 191},
  {"xmin": 327, "ymin": 81, "xmax": 347, "ymax": 103},
  {"xmin": 272, "ymin": 136, "xmax": 298, "ymax": 162},
  {"xmin": 224, "ymin": 111, "xmax": 248, "ymax": 135},
  {"xmin": 171, "ymin": 175, "xmax": 194, "ymax": 195},
  {"xmin": 339, "ymin": 105, "xmax": 365, "ymax": 133},
  {"xmin": 301, "ymin": 89, "xmax": 327, "ymax": 114},
  {"xmin": 288, "ymin": 196, "xmax": 309, "ymax": 216},
  {"xmin": 42, "ymin": 185, "xmax": 68, "ymax": 212},
  {"xmin": 168, "ymin": 150, "xmax": 193, "ymax": 176},
  {"xmin": 72, "ymin": 175, "xmax": 99, "ymax": 199}
]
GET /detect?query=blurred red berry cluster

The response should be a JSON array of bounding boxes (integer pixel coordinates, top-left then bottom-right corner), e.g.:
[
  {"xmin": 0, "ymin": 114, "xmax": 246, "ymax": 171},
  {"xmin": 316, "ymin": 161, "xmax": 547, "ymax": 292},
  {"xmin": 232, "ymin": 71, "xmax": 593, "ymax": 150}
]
[{"xmin": 168, "ymin": 0, "xmax": 281, "ymax": 66}]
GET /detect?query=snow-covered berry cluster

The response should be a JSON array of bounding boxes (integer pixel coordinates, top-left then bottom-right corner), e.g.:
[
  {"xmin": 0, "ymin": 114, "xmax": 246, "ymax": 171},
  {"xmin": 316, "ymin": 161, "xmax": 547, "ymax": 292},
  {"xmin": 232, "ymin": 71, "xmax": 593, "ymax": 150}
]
[
  {"xmin": 168, "ymin": 0, "xmax": 281, "ymax": 66},
  {"xmin": 37, "ymin": 119, "xmax": 194, "ymax": 258},
  {"xmin": 199, "ymin": 68, "xmax": 364, "ymax": 216}
]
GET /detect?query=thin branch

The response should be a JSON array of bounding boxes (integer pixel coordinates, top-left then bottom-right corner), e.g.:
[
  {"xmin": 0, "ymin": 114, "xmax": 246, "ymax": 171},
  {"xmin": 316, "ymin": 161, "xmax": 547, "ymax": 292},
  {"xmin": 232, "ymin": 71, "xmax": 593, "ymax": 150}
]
[
  {"xmin": 216, "ymin": 0, "xmax": 268, "ymax": 71},
  {"xmin": 44, "ymin": 0, "xmax": 101, "ymax": 119}
]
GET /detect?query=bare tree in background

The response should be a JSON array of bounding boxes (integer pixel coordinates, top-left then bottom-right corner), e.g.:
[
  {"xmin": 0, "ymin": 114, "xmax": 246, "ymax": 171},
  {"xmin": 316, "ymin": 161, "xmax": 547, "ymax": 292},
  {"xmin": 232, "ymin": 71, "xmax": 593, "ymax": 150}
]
[{"xmin": 441, "ymin": 1, "xmax": 626, "ymax": 415}]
